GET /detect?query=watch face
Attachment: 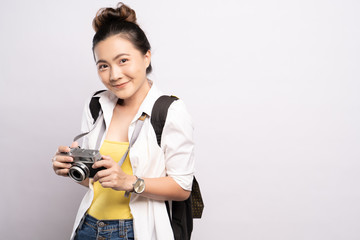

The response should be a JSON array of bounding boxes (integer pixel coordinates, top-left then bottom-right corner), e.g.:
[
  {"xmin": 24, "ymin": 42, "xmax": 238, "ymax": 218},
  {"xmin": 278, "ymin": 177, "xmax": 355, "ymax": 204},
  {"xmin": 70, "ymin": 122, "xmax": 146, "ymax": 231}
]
[{"xmin": 134, "ymin": 178, "xmax": 145, "ymax": 194}]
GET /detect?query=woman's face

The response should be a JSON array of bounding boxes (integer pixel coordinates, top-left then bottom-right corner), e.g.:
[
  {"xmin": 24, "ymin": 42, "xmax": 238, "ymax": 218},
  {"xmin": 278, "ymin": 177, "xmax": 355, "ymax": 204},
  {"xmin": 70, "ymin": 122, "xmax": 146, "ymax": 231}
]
[{"xmin": 93, "ymin": 34, "xmax": 151, "ymax": 102}]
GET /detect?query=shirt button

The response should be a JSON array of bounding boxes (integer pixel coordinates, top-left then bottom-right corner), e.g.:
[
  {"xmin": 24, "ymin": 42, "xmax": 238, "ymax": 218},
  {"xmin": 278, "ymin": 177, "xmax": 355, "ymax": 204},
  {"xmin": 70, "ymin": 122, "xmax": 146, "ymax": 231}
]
[{"xmin": 98, "ymin": 221, "xmax": 105, "ymax": 228}]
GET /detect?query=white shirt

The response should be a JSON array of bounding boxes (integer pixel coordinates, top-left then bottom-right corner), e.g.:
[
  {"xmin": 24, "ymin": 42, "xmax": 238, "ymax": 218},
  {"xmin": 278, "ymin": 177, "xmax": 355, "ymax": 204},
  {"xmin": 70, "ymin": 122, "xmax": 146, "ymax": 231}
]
[{"xmin": 70, "ymin": 83, "xmax": 195, "ymax": 240}]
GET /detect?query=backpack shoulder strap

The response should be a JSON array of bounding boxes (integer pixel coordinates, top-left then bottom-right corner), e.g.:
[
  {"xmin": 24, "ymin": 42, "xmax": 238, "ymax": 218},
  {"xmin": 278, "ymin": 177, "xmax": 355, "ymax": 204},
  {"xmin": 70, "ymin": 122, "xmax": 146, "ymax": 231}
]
[
  {"xmin": 73, "ymin": 90, "xmax": 106, "ymax": 143},
  {"xmin": 89, "ymin": 90, "xmax": 106, "ymax": 124},
  {"xmin": 150, "ymin": 95, "xmax": 195, "ymax": 240},
  {"xmin": 150, "ymin": 95, "xmax": 179, "ymax": 146}
]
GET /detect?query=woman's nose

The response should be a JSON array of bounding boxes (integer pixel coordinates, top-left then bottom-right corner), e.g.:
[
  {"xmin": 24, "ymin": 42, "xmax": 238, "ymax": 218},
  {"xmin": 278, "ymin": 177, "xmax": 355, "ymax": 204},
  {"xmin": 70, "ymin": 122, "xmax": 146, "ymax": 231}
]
[{"xmin": 110, "ymin": 65, "xmax": 124, "ymax": 81}]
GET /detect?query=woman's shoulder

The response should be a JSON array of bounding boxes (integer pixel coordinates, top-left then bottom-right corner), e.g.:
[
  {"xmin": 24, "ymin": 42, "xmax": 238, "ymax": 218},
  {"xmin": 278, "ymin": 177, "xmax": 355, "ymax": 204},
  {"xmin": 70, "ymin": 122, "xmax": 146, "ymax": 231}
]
[
  {"xmin": 167, "ymin": 97, "xmax": 191, "ymax": 114},
  {"xmin": 165, "ymin": 97, "xmax": 194, "ymax": 128},
  {"xmin": 81, "ymin": 89, "xmax": 116, "ymax": 121}
]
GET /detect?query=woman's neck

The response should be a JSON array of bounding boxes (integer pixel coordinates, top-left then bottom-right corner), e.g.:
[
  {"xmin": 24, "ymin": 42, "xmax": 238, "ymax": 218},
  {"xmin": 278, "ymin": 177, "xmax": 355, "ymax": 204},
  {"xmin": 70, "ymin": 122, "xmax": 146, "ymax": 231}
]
[{"xmin": 118, "ymin": 79, "xmax": 151, "ymax": 110}]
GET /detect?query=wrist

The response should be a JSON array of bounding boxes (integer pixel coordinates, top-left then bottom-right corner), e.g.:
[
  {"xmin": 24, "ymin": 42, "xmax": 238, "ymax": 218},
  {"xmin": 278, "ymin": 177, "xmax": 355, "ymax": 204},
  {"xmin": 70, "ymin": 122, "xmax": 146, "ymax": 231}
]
[
  {"xmin": 124, "ymin": 175, "xmax": 138, "ymax": 198},
  {"xmin": 124, "ymin": 175, "xmax": 146, "ymax": 198},
  {"xmin": 126, "ymin": 175, "xmax": 137, "ymax": 192}
]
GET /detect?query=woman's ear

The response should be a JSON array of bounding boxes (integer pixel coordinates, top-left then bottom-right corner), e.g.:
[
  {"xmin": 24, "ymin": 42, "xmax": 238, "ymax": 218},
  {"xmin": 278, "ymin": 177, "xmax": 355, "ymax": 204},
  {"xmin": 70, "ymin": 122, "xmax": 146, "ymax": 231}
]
[{"xmin": 144, "ymin": 50, "xmax": 151, "ymax": 69}]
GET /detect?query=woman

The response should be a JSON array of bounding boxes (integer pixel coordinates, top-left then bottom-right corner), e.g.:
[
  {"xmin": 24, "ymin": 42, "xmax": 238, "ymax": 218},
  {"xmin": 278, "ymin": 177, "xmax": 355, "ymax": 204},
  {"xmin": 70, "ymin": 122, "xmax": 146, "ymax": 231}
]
[{"xmin": 52, "ymin": 3, "xmax": 195, "ymax": 240}]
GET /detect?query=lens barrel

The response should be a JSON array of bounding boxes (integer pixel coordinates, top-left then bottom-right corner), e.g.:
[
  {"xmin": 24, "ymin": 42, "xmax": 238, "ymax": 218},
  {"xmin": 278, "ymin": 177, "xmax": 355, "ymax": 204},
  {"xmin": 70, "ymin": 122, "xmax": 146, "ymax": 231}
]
[{"xmin": 68, "ymin": 163, "xmax": 90, "ymax": 182}]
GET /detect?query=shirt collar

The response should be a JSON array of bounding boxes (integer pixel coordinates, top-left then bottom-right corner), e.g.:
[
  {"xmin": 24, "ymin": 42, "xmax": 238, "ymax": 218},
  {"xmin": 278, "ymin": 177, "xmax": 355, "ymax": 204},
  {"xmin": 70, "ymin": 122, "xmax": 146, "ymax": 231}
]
[
  {"xmin": 136, "ymin": 81, "xmax": 163, "ymax": 118},
  {"xmin": 97, "ymin": 80, "xmax": 163, "ymax": 123}
]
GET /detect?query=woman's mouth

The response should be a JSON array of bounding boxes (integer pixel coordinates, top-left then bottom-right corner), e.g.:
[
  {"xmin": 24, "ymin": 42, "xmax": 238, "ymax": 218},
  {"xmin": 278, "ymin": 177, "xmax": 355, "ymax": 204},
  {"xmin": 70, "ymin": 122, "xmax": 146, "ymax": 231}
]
[{"xmin": 113, "ymin": 81, "xmax": 129, "ymax": 89}]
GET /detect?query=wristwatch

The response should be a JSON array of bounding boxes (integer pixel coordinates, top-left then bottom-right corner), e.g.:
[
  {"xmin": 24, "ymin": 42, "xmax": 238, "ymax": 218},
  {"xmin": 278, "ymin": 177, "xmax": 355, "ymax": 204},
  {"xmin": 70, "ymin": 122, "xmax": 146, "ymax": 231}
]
[
  {"xmin": 133, "ymin": 176, "xmax": 146, "ymax": 194},
  {"xmin": 124, "ymin": 176, "xmax": 145, "ymax": 197}
]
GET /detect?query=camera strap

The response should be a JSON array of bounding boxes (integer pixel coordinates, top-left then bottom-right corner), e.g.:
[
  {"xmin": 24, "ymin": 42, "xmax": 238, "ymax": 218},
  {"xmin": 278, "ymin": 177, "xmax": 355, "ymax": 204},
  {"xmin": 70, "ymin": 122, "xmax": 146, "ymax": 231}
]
[
  {"xmin": 119, "ymin": 112, "xmax": 147, "ymax": 167},
  {"xmin": 120, "ymin": 112, "xmax": 147, "ymax": 198},
  {"xmin": 73, "ymin": 113, "xmax": 104, "ymax": 143},
  {"xmin": 72, "ymin": 111, "xmax": 147, "ymax": 167}
]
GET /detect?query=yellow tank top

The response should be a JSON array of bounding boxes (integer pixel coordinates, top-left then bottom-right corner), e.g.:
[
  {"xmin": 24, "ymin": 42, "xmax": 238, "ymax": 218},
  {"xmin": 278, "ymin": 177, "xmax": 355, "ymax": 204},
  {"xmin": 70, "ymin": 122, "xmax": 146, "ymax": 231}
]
[{"xmin": 87, "ymin": 140, "xmax": 133, "ymax": 220}]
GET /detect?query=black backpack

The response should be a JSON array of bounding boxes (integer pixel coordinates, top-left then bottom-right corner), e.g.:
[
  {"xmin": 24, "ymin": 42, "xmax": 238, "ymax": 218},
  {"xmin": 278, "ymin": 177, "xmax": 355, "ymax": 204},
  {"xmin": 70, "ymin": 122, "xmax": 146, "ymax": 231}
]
[{"xmin": 89, "ymin": 92, "xmax": 204, "ymax": 240}]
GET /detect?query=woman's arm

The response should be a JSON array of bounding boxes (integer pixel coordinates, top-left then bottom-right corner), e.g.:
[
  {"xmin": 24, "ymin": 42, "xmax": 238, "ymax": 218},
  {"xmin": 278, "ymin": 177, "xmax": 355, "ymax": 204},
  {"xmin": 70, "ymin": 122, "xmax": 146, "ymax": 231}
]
[
  {"xmin": 92, "ymin": 156, "xmax": 191, "ymax": 201},
  {"xmin": 141, "ymin": 177, "xmax": 191, "ymax": 201},
  {"xmin": 143, "ymin": 100, "xmax": 195, "ymax": 201}
]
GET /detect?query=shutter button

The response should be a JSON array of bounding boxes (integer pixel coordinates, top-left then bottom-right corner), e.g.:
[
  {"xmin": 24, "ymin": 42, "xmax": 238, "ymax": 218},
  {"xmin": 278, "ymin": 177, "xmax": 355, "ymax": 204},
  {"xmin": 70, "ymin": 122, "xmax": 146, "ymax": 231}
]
[{"xmin": 98, "ymin": 221, "xmax": 105, "ymax": 228}]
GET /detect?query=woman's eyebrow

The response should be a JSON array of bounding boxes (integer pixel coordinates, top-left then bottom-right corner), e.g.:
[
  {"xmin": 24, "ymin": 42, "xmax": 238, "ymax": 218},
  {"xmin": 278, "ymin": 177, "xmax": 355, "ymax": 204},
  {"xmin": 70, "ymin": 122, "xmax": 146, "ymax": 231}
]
[
  {"xmin": 113, "ymin": 53, "xmax": 130, "ymax": 61},
  {"xmin": 96, "ymin": 59, "xmax": 107, "ymax": 65},
  {"xmin": 96, "ymin": 53, "xmax": 130, "ymax": 65}
]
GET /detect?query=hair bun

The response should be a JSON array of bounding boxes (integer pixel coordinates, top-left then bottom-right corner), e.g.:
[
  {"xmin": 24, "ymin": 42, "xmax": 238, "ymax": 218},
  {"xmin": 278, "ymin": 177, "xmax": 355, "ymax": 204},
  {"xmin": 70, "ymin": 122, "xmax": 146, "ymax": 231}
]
[{"xmin": 93, "ymin": 2, "xmax": 137, "ymax": 32}]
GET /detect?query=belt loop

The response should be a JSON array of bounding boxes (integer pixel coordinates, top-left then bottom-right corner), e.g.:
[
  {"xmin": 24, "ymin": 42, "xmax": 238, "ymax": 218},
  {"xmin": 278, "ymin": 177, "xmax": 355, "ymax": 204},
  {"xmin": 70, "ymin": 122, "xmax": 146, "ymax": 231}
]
[{"xmin": 119, "ymin": 219, "xmax": 125, "ymax": 236}]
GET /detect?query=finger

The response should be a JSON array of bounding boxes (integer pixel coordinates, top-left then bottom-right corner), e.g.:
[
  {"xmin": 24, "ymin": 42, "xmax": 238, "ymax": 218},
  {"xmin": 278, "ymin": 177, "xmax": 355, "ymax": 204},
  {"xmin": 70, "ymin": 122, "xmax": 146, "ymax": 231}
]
[
  {"xmin": 93, "ymin": 168, "xmax": 113, "ymax": 182},
  {"xmin": 92, "ymin": 157, "xmax": 114, "ymax": 169},
  {"xmin": 99, "ymin": 180, "xmax": 113, "ymax": 188},
  {"xmin": 99, "ymin": 182, "xmax": 113, "ymax": 188},
  {"xmin": 101, "ymin": 155, "xmax": 112, "ymax": 160},
  {"xmin": 55, "ymin": 168, "xmax": 70, "ymax": 176},
  {"xmin": 70, "ymin": 141, "xmax": 79, "ymax": 148},
  {"xmin": 53, "ymin": 161, "xmax": 72, "ymax": 170},
  {"xmin": 93, "ymin": 167, "xmax": 110, "ymax": 182},
  {"xmin": 97, "ymin": 175, "xmax": 116, "ymax": 188},
  {"xmin": 53, "ymin": 155, "xmax": 73, "ymax": 163},
  {"xmin": 57, "ymin": 145, "xmax": 71, "ymax": 154}
]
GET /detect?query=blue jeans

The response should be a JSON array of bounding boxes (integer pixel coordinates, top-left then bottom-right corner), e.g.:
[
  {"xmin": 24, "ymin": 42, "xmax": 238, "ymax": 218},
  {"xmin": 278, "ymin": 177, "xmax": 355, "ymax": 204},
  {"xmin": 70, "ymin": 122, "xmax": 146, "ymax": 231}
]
[{"xmin": 75, "ymin": 215, "xmax": 134, "ymax": 240}]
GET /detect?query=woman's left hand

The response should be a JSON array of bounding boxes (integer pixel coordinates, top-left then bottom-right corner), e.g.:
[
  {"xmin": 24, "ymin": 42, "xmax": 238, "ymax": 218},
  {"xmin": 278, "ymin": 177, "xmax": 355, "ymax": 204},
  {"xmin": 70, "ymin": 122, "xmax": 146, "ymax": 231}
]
[{"xmin": 92, "ymin": 155, "xmax": 136, "ymax": 191}]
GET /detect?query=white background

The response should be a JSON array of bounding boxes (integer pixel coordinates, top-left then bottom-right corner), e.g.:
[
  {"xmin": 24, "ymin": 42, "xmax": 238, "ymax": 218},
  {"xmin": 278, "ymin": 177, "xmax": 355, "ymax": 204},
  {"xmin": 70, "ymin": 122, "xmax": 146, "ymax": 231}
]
[{"xmin": 1, "ymin": 0, "xmax": 360, "ymax": 239}]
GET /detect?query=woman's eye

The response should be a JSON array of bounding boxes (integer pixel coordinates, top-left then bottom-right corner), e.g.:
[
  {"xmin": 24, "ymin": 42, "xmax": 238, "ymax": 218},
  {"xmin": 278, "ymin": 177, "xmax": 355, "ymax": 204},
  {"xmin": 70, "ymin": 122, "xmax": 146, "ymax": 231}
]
[
  {"xmin": 120, "ymin": 59, "xmax": 128, "ymax": 64},
  {"xmin": 98, "ymin": 64, "xmax": 108, "ymax": 71}
]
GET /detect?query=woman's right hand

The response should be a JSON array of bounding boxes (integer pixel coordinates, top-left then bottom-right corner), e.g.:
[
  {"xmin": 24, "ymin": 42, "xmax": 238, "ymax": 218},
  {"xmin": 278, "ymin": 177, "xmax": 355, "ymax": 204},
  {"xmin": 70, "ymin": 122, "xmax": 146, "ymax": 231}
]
[{"xmin": 52, "ymin": 142, "xmax": 78, "ymax": 177}]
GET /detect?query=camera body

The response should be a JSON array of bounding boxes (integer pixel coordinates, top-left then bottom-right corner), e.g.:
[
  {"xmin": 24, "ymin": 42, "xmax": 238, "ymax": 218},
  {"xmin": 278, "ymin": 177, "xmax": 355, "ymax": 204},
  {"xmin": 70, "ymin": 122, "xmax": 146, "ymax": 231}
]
[{"xmin": 60, "ymin": 148, "xmax": 105, "ymax": 182}]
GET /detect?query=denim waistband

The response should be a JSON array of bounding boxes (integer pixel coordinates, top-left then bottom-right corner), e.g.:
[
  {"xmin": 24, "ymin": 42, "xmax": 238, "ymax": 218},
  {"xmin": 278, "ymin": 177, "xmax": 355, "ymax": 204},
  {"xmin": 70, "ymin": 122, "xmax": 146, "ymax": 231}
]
[{"xmin": 83, "ymin": 214, "xmax": 133, "ymax": 231}]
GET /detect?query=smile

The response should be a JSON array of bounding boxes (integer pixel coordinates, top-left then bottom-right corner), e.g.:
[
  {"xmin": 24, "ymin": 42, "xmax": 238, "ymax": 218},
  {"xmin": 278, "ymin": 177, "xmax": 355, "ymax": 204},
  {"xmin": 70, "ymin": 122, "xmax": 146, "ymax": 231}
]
[{"xmin": 113, "ymin": 81, "xmax": 130, "ymax": 89}]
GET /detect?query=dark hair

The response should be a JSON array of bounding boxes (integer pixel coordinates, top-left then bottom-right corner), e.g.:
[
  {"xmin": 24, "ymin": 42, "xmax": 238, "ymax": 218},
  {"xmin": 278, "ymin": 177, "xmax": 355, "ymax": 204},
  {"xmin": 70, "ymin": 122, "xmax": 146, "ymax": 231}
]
[{"xmin": 92, "ymin": 2, "xmax": 152, "ymax": 74}]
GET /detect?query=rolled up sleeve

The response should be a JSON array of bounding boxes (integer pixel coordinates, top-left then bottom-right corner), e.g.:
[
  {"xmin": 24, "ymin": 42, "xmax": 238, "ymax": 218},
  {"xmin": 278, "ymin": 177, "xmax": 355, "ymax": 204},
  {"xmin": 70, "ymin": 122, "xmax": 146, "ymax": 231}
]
[{"xmin": 162, "ymin": 100, "xmax": 195, "ymax": 191}]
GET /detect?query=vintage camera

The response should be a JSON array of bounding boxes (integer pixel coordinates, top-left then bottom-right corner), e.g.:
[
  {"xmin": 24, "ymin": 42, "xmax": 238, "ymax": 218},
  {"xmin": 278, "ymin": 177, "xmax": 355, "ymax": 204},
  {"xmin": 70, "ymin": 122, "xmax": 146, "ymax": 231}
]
[{"xmin": 60, "ymin": 148, "xmax": 105, "ymax": 182}]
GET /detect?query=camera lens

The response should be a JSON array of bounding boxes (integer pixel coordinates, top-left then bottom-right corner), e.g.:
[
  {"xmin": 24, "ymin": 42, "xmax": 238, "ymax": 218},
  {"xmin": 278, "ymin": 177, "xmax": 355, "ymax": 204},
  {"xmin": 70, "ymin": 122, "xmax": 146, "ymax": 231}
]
[{"xmin": 69, "ymin": 163, "xmax": 89, "ymax": 182}]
